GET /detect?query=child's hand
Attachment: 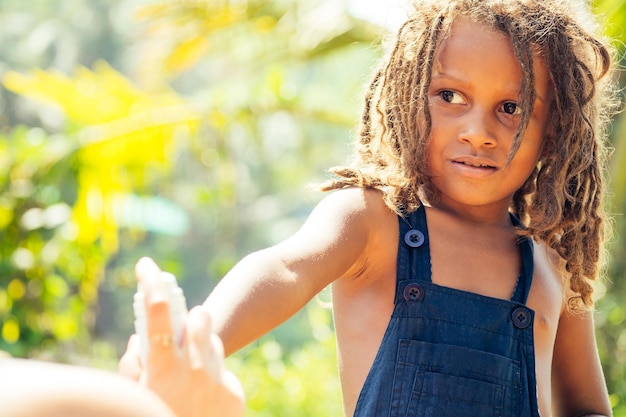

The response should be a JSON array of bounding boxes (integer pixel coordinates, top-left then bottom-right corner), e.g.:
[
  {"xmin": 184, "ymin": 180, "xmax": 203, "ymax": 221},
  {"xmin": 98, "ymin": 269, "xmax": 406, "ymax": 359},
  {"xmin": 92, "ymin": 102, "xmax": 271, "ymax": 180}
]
[{"xmin": 119, "ymin": 257, "xmax": 245, "ymax": 417}]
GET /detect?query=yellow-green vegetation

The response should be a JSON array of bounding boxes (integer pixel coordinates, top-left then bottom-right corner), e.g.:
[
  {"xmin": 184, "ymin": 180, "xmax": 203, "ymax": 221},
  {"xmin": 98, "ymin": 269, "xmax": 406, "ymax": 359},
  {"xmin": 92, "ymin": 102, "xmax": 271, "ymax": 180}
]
[{"xmin": 0, "ymin": 0, "xmax": 624, "ymax": 415}]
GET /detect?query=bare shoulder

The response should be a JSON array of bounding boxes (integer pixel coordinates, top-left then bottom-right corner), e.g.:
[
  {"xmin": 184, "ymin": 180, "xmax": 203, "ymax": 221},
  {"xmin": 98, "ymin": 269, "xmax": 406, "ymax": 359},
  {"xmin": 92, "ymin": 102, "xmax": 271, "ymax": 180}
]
[
  {"xmin": 307, "ymin": 187, "xmax": 397, "ymax": 277},
  {"xmin": 530, "ymin": 241, "xmax": 566, "ymax": 303},
  {"xmin": 311, "ymin": 187, "xmax": 392, "ymax": 223},
  {"xmin": 291, "ymin": 187, "xmax": 393, "ymax": 259},
  {"xmin": 257, "ymin": 187, "xmax": 397, "ymax": 293},
  {"xmin": 526, "ymin": 240, "xmax": 567, "ymax": 336},
  {"xmin": 530, "ymin": 240, "xmax": 595, "ymax": 314},
  {"xmin": 317, "ymin": 188, "xmax": 399, "ymax": 290}
]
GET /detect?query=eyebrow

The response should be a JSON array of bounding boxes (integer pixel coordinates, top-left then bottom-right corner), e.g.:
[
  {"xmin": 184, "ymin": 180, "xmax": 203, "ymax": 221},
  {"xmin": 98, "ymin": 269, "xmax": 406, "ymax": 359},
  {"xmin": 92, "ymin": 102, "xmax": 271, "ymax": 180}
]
[{"xmin": 431, "ymin": 71, "xmax": 547, "ymax": 105}]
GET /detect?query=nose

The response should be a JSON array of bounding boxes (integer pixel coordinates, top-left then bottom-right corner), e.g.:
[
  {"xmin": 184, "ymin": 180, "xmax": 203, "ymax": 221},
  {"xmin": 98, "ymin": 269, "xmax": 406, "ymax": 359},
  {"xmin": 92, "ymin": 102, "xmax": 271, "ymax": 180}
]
[{"xmin": 458, "ymin": 107, "xmax": 498, "ymax": 148}]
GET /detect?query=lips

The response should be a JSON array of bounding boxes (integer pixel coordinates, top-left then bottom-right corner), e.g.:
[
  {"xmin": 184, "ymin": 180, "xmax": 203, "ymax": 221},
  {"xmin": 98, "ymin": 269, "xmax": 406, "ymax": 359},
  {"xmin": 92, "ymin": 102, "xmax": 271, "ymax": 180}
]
[
  {"xmin": 451, "ymin": 156, "xmax": 499, "ymax": 170},
  {"xmin": 448, "ymin": 156, "xmax": 500, "ymax": 179}
]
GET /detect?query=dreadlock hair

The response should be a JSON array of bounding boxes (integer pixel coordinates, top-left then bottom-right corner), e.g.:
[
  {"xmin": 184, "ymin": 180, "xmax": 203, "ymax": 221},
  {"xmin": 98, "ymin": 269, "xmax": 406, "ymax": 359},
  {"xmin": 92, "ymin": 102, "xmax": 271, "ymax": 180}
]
[{"xmin": 321, "ymin": 0, "xmax": 620, "ymax": 310}]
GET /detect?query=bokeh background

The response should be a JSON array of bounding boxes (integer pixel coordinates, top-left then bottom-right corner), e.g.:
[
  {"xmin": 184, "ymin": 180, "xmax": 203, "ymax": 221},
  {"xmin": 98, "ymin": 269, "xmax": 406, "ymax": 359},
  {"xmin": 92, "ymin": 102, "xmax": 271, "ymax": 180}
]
[{"xmin": 0, "ymin": 0, "xmax": 624, "ymax": 415}]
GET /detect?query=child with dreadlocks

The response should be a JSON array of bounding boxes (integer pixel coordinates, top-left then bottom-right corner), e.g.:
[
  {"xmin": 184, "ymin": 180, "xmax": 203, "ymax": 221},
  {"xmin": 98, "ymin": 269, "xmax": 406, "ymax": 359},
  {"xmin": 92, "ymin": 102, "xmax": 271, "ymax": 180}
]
[{"xmin": 121, "ymin": 0, "xmax": 619, "ymax": 415}]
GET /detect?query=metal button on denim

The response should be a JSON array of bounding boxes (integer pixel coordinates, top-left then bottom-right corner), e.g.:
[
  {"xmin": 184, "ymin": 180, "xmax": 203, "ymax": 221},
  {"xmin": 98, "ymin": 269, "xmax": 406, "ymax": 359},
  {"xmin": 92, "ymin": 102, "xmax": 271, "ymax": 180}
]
[
  {"xmin": 404, "ymin": 229, "xmax": 425, "ymax": 248},
  {"xmin": 403, "ymin": 283, "xmax": 425, "ymax": 301},
  {"xmin": 512, "ymin": 307, "xmax": 532, "ymax": 329}
]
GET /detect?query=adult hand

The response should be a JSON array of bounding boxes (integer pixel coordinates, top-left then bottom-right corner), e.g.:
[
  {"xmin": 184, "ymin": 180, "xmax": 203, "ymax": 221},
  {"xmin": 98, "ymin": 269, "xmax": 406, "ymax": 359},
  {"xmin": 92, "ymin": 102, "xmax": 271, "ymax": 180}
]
[{"xmin": 119, "ymin": 257, "xmax": 245, "ymax": 417}]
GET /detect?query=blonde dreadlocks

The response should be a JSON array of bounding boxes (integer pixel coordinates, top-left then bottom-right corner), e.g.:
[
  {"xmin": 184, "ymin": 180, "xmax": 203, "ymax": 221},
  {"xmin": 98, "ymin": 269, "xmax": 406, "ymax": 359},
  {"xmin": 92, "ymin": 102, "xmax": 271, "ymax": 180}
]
[{"xmin": 322, "ymin": 0, "xmax": 619, "ymax": 309}]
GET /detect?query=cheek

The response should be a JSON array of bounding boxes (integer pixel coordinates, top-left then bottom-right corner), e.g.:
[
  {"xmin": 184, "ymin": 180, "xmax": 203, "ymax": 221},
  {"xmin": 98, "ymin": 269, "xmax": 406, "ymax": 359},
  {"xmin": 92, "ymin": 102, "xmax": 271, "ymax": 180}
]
[
  {"xmin": 423, "ymin": 143, "xmax": 443, "ymax": 181},
  {"xmin": 520, "ymin": 131, "xmax": 545, "ymax": 162},
  {"xmin": 424, "ymin": 132, "xmax": 437, "ymax": 160},
  {"xmin": 424, "ymin": 125, "xmax": 449, "ymax": 162},
  {"xmin": 428, "ymin": 111, "xmax": 459, "ymax": 146},
  {"xmin": 509, "ymin": 148, "xmax": 542, "ymax": 181}
]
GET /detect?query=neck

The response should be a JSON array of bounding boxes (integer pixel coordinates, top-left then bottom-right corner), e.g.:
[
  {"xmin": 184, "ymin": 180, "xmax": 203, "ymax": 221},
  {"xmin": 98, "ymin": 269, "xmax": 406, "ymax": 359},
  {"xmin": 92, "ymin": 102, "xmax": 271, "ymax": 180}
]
[{"xmin": 427, "ymin": 198, "xmax": 514, "ymax": 228}]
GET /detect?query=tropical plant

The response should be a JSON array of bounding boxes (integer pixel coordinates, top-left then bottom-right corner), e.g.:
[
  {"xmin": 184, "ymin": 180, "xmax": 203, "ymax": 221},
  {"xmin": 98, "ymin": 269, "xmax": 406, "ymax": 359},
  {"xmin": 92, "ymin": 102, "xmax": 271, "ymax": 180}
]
[
  {"xmin": 0, "ymin": 0, "xmax": 380, "ymax": 413},
  {"xmin": 2, "ymin": 0, "xmax": 626, "ymax": 415}
]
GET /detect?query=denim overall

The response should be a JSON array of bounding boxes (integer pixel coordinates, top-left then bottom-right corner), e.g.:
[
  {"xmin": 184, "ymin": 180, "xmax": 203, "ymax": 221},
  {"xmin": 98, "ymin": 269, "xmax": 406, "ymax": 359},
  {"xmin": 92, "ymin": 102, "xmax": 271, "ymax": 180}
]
[{"xmin": 353, "ymin": 205, "xmax": 540, "ymax": 417}]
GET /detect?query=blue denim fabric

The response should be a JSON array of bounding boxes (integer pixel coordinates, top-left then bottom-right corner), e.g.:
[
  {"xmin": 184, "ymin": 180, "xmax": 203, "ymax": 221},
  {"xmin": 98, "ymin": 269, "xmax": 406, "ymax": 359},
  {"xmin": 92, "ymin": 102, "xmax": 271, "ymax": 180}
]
[{"xmin": 353, "ymin": 205, "xmax": 540, "ymax": 417}]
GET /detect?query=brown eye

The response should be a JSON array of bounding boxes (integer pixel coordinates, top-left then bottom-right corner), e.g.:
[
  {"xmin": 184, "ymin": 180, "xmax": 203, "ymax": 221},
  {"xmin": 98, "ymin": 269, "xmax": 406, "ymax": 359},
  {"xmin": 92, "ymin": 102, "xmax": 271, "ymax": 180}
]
[
  {"xmin": 439, "ymin": 90, "xmax": 464, "ymax": 104},
  {"xmin": 502, "ymin": 102, "xmax": 520, "ymax": 115},
  {"xmin": 441, "ymin": 90, "xmax": 454, "ymax": 102}
]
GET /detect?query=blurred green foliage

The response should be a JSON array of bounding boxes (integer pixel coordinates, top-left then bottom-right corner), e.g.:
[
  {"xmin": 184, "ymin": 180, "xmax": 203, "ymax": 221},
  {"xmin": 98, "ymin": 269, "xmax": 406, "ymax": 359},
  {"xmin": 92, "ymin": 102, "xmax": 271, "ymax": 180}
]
[
  {"xmin": 230, "ymin": 303, "xmax": 343, "ymax": 416},
  {"xmin": 593, "ymin": 1, "xmax": 626, "ymax": 415},
  {"xmin": 0, "ymin": 0, "xmax": 380, "ymax": 413},
  {"xmin": 0, "ymin": 0, "xmax": 625, "ymax": 415}
]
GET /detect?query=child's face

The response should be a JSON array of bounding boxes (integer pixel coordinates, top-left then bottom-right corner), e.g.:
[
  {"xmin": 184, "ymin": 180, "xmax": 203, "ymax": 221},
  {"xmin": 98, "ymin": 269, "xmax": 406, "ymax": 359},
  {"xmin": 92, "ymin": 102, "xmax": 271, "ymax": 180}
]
[{"xmin": 426, "ymin": 19, "xmax": 552, "ymax": 219}]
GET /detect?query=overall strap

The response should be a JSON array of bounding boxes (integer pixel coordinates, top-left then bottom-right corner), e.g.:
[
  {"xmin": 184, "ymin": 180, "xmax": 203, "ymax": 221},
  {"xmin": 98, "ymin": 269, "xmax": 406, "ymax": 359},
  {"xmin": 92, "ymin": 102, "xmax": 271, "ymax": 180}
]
[
  {"xmin": 396, "ymin": 204, "xmax": 432, "ymax": 293},
  {"xmin": 509, "ymin": 214, "xmax": 534, "ymax": 305},
  {"xmin": 396, "ymin": 207, "xmax": 534, "ymax": 305}
]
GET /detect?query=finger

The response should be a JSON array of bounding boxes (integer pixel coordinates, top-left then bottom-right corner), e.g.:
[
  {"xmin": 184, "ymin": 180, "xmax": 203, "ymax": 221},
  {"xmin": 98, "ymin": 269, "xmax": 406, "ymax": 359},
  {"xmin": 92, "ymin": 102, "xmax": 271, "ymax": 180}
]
[
  {"xmin": 208, "ymin": 333, "xmax": 227, "ymax": 380},
  {"xmin": 186, "ymin": 306, "xmax": 213, "ymax": 371},
  {"xmin": 187, "ymin": 306, "xmax": 227, "ymax": 382},
  {"xmin": 119, "ymin": 335, "xmax": 142, "ymax": 381},
  {"xmin": 224, "ymin": 370, "xmax": 246, "ymax": 403},
  {"xmin": 199, "ymin": 304, "xmax": 226, "ymax": 367},
  {"xmin": 205, "ymin": 309, "xmax": 227, "ymax": 382},
  {"xmin": 135, "ymin": 258, "xmax": 174, "ymax": 357}
]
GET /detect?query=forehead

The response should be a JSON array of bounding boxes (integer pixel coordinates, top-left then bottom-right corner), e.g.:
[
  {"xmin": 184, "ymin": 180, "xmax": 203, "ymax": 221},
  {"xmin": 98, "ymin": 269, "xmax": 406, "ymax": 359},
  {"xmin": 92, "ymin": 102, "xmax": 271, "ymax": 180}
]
[
  {"xmin": 434, "ymin": 19, "xmax": 521, "ymax": 80},
  {"xmin": 432, "ymin": 18, "xmax": 551, "ymax": 102}
]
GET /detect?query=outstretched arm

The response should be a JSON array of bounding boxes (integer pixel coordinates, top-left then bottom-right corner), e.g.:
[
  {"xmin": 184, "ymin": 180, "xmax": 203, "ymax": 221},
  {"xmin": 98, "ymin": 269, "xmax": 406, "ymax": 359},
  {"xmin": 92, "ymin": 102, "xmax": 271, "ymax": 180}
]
[
  {"xmin": 205, "ymin": 187, "xmax": 376, "ymax": 355},
  {"xmin": 117, "ymin": 188, "xmax": 378, "ymax": 414}
]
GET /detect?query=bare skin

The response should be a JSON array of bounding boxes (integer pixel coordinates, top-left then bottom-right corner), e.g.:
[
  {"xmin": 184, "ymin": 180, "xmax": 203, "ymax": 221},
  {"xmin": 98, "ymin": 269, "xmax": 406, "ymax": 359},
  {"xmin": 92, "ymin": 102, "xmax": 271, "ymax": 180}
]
[
  {"xmin": 119, "ymin": 258, "xmax": 246, "ymax": 417},
  {"xmin": 207, "ymin": 187, "xmax": 609, "ymax": 417},
  {"xmin": 186, "ymin": 19, "xmax": 612, "ymax": 417},
  {"xmin": 0, "ymin": 358, "xmax": 177, "ymax": 417},
  {"xmin": 330, "ymin": 190, "xmax": 601, "ymax": 417},
  {"xmin": 1, "ymin": 259, "xmax": 245, "ymax": 417}
]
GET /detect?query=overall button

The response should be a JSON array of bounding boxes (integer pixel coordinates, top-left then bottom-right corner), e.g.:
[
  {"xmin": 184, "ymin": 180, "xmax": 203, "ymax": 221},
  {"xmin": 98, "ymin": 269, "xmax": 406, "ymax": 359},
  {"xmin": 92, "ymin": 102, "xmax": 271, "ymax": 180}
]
[
  {"xmin": 404, "ymin": 229, "xmax": 425, "ymax": 248},
  {"xmin": 512, "ymin": 307, "xmax": 532, "ymax": 329},
  {"xmin": 403, "ymin": 283, "xmax": 425, "ymax": 302}
]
